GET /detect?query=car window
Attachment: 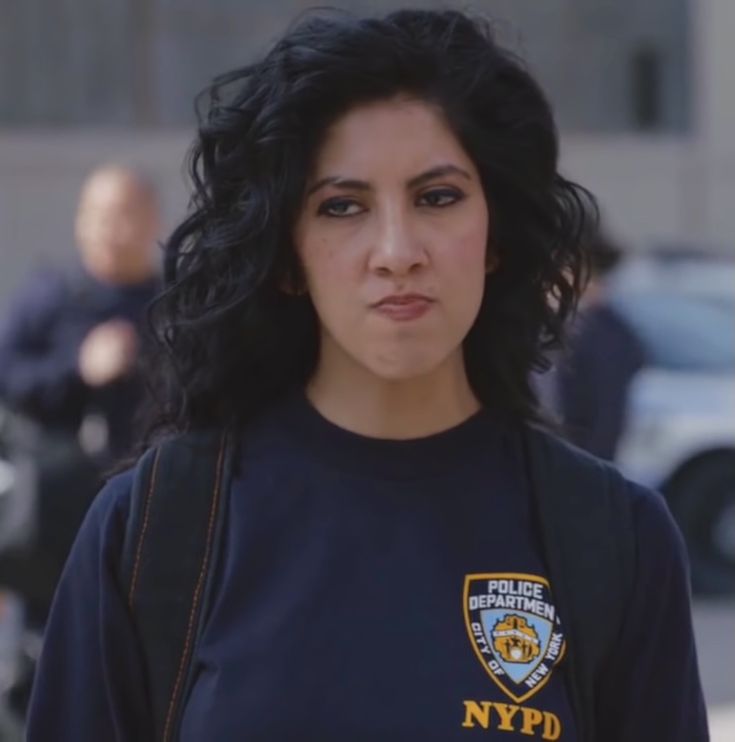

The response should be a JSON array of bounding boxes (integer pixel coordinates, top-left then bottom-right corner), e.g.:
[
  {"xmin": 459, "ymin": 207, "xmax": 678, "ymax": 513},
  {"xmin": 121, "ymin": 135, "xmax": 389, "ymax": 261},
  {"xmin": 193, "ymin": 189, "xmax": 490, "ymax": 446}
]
[{"xmin": 612, "ymin": 293, "xmax": 735, "ymax": 371}]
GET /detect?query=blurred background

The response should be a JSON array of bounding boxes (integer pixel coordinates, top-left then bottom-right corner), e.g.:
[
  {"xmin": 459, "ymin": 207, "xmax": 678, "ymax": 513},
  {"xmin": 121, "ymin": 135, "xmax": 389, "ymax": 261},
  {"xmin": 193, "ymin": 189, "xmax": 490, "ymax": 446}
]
[{"xmin": 0, "ymin": 0, "xmax": 733, "ymax": 738}]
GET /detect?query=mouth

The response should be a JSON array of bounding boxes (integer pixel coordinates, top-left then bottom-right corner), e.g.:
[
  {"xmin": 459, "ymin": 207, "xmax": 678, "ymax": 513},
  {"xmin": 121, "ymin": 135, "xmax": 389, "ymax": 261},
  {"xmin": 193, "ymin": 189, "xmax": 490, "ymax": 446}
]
[{"xmin": 371, "ymin": 294, "xmax": 435, "ymax": 321}]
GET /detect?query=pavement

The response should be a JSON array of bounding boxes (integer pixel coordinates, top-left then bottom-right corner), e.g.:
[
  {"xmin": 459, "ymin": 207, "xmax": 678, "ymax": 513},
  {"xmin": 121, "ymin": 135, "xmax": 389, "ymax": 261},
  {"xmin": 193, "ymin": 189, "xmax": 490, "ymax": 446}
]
[{"xmin": 693, "ymin": 598, "xmax": 735, "ymax": 741}]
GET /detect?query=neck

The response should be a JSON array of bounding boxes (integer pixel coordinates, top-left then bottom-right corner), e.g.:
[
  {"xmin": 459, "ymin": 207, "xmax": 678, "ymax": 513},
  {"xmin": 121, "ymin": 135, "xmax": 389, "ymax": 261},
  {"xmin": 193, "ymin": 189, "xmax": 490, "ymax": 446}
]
[
  {"xmin": 580, "ymin": 278, "xmax": 607, "ymax": 310},
  {"xmin": 82, "ymin": 260, "xmax": 156, "ymax": 287},
  {"xmin": 305, "ymin": 347, "xmax": 481, "ymax": 440}
]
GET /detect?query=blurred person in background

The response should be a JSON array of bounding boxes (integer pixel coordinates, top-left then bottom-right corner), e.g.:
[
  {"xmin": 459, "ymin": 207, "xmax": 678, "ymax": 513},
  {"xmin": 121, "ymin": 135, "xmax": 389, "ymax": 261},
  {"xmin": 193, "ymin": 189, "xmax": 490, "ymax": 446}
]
[
  {"xmin": 0, "ymin": 165, "xmax": 160, "ymax": 624},
  {"xmin": 0, "ymin": 165, "xmax": 160, "ymax": 460},
  {"xmin": 556, "ymin": 232, "xmax": 646, "ymax": 460}
]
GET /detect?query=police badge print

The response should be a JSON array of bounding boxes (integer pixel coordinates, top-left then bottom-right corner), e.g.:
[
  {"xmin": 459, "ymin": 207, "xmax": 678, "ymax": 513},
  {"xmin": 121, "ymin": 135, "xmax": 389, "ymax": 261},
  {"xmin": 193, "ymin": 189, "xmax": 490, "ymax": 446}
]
[{"xmin": 463, "ymin": 573, "xmax": 566, "ymax": 703}]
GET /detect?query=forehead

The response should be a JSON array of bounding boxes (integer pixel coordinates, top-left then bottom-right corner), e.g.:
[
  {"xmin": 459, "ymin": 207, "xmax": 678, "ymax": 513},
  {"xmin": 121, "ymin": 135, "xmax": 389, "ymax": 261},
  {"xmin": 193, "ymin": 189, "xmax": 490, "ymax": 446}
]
[
  {"xmin": 312, "ymin": 97, "xmax": 474, "ymax": 177},
  {"xmin": 80, "ymin": 172, "xmax": 152, "ymax": 211}
]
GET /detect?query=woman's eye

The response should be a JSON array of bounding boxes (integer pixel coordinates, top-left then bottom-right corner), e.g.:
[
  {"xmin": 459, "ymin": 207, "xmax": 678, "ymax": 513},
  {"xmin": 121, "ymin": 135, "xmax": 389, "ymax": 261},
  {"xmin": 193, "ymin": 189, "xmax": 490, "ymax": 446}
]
[
  {"xmin": 418, "ymin": 188, "xmax": 464, "ymax": 208},
  {"xmin": 317, "ymin": 198, "xmax": 364, "ymax": 217}
]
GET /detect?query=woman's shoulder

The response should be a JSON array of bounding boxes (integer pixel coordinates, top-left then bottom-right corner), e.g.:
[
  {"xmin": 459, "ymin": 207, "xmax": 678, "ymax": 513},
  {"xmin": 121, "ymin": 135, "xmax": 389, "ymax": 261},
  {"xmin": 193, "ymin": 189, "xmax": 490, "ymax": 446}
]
[
  {"xmin": 68, "ymin": 467, "xmax": 136, "ymax": 568},
  {"xmin": 94, "ymin": 468, "xmax": 136, "ymax": 519},
  {"xmin": 624, "ymin": 476, "xmax": 689, "ymax": 565},
  {"xmin": 526, "ymin": 423, "xmax": 686, "ymax": 558},
  {"xmin": 526, "ymin": 427, "xmax": 681, "ymax": 541}
]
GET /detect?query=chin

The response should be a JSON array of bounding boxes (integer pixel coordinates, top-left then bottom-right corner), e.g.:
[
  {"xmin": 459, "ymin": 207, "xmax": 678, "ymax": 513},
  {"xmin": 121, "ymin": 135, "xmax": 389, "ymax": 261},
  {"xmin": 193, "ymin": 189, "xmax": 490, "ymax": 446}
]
[{"xmin": 364, "ymin": 349, "xmax": 451, "ymax": 382}]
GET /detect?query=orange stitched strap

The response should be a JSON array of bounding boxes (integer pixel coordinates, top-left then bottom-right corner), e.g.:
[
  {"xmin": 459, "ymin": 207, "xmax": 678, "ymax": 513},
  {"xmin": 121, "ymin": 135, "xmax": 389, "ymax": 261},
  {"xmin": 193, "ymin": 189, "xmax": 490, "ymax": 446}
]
[
  {"xmin": 162, "ymin": 433, "xmax": 227, "ymax": 742},
  {"xmin": 128, "ymin": 447, "xmax": 162, "ymax": 610}
]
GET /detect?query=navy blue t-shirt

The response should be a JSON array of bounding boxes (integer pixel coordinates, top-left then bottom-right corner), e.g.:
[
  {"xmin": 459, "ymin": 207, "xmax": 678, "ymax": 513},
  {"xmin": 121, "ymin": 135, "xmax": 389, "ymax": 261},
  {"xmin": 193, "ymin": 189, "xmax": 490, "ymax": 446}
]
[{"xmin": 27, "ymin": 392, "xmax": 708, "ymax": 741}]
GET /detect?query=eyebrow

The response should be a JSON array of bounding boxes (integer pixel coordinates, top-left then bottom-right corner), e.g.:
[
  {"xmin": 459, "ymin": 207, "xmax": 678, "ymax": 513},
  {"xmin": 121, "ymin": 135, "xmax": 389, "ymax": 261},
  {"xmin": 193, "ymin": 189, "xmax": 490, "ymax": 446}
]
[{"xmin": 306, "ymin": 164, "xmax": 473, "ymax": 197}]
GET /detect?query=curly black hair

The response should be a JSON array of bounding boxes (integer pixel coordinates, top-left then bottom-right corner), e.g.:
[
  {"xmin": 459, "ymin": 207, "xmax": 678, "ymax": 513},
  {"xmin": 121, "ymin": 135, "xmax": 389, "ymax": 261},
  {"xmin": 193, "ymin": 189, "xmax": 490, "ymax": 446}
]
[{"xmin": 143, "ymin": 7, "xmax": 596, "ymax": 442}]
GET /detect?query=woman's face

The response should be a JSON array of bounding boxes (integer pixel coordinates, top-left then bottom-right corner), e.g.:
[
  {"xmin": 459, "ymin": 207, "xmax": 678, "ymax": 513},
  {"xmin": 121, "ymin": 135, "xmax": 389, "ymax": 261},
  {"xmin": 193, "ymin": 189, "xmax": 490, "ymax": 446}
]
[{"xmin": 294, "ymin": 96, "xmax": 490, "ymax": 382}]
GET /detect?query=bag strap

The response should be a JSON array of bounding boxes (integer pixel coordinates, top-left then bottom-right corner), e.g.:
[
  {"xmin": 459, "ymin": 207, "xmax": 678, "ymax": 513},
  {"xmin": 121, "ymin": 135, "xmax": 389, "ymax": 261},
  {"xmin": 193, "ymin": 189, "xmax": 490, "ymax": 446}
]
[
  {"xmin": 521, "ymin": 425, "xmax": 635, "ymax": 742},
  {"xmin": 120, "ymin": 429, "xmax": 234, "ymax": 742}
]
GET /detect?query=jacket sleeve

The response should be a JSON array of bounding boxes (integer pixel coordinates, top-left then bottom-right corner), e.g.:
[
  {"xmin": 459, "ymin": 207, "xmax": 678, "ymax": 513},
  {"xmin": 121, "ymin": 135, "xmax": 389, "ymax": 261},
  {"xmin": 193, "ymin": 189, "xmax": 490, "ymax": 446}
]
[
  {"xmin": 0, "ymin": 271, "xmax": 84, "ymax": 416},
  {"xmin": 26, "ymin": 471, "xmax": 153, "ymax": 742},
  {"xmin": 595, "ymin": 484, "xmax": 709, "ymax": 741}
]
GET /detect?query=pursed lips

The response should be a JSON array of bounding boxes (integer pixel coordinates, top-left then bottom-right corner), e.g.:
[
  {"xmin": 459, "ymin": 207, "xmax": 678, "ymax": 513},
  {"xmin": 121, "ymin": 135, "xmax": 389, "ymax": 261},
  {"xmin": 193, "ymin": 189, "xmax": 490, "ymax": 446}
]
[
  {"xmin": 371, "ymin": 292, "xmax": 435, "ymax": 307},
  {"xmin": 370, "ymin": 293, "xmax": 436, "ymax": 321}
]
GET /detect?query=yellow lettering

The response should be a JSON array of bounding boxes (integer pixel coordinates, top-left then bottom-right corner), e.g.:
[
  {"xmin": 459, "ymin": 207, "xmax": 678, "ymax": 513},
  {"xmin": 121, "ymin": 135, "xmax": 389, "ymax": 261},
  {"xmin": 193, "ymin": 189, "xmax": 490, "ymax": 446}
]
[
  {"xmin": 462, "ymin": 701, "xmax": 493, "ymax": 729},
  {"xmin": 493, "ymin": 702, "xmax": 520, "ymax": 731},
  {"xmin": 462, "ymin": 700, "xmax": 561, "ymax": 738},
  {"xmin": 520, "ymin": 707, "xmax": 544, "ymax": 735},
  {"xmin": 542, "ymin": 711, "xmax": 562, "ymax": 741}
]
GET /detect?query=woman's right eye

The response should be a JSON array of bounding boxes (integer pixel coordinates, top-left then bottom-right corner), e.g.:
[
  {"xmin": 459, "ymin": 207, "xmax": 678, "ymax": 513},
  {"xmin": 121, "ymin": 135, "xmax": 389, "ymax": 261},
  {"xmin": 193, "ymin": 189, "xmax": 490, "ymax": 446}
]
[{"xmin": 317, "ymin": 198, "xmax": 365, "ymax": 217}]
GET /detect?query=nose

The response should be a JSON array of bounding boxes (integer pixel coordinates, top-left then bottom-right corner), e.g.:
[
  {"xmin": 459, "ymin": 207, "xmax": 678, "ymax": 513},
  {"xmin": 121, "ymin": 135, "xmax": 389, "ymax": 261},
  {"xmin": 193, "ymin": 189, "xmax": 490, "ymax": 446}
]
[{"xmin": 367, "ymin": 207, "xmax": 428, "ymax": 277}]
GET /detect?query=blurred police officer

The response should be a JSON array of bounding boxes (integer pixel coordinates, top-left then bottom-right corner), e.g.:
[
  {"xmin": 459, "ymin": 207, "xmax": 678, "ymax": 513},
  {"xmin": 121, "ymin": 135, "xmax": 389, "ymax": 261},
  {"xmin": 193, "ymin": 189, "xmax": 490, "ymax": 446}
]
[
  {"xmin": 0, "ymin": 165, "xmax": 160, "ymax": 622},
  {"xmin": 0, "ymin": 165, "xmax": 160, "ymax": 459},
  {"xmin": 556, "ymin": 233, "xmax": 645, "ymax": 460}
]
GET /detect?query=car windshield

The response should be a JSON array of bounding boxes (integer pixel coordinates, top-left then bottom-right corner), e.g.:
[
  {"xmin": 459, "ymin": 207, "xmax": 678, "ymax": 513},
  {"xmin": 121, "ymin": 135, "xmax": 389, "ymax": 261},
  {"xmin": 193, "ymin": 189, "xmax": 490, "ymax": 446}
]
[{"xmin": 612, "ymin": 293, "xmax": 735, "ymax": 372}]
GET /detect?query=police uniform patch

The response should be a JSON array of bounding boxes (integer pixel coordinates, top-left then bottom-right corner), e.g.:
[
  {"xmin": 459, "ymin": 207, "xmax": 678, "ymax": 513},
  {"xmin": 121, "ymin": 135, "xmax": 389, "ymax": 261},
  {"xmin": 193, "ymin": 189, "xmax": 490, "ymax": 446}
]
[{"xmin": 463, "ymin": 573, "xmax": 566, "ymax": 704}]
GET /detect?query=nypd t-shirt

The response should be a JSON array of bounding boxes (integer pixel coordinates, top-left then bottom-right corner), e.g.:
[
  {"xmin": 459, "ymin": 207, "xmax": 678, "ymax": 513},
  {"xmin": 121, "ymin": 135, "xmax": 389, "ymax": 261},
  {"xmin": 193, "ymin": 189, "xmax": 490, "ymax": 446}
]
[{"xmin": 27, "ymin": 391, "xmax": 708, "ymax": 741}]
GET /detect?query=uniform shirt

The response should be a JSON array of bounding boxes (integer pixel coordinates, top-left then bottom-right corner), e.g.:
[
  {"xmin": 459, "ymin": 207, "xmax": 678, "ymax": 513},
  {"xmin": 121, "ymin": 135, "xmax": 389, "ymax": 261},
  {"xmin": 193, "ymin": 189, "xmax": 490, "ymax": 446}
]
[
  {"xmin": 557, "ymin": 304, "xmax": 646, "ymax": 461},
  {"xmin": 0, "ymin": 266, "xmax": 159, "ymax": 457},
  {"xmin": 27, "ymin": 392, "xmax": 708, "ymax": 741}
]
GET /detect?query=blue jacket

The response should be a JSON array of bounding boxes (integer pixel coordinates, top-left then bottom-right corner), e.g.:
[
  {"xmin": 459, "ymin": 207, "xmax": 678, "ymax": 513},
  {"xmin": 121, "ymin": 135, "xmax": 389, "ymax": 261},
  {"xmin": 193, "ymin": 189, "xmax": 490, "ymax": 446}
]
[{"xmin": 0, "ymin": 266, "xmax": 158, "ymax": 456}]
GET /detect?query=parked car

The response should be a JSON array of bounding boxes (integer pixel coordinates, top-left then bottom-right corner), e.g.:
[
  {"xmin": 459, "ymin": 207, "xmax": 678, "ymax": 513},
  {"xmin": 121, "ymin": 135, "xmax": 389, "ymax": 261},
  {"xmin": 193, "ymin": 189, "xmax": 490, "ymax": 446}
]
[{"xmin": 613, "ymin": 285, "xmax": 735, "ymax": 595}]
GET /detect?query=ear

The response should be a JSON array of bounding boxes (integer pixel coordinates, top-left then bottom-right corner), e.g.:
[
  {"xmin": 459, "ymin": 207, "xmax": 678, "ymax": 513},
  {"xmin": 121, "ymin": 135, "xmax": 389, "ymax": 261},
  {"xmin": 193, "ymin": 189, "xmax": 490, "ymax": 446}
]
[
  {"xmin": 485, "ymin": 251, "xmax": 500, "ymax": 274},
  {"xmin": 279, "ymin": 267, "xmax": 308, "ymax": 297}
]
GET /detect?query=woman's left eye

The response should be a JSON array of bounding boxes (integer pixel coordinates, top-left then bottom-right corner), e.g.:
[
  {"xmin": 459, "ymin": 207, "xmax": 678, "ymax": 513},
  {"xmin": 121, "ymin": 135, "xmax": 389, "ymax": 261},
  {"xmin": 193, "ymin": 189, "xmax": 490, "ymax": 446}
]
[{"xmin": 417, "ymin": 188, "xmax": 464, "ymax": 208}]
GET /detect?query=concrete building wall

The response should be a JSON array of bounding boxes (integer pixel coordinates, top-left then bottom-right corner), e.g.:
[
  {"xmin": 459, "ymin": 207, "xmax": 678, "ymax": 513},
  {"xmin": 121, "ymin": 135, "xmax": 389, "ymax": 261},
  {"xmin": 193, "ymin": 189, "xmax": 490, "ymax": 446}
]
[
  {"xmin": 0, "ymin": 130, "xmax": 190, "ymax": 300},
  {"xmin": 0, "ymin": 0, "xmax": 690, "ymax": 132},
  {"xmin": 0, "ymin": 0, "xmax": 137, "ymax": 125}
]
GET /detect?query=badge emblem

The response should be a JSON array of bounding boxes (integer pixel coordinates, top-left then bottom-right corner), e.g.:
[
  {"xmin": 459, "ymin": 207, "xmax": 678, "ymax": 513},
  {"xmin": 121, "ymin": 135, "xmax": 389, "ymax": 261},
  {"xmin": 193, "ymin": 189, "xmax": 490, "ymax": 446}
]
[{"xmin": 463, "ymin": 573, "xmax": 566, "ymax": 703}]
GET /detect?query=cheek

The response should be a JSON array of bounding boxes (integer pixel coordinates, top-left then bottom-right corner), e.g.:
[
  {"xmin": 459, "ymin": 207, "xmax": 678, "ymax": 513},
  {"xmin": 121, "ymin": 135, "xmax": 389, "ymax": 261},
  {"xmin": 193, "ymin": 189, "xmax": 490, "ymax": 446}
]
[
  {"xmin": 298, "ymin": 236, "xmax": 360, "ymax": 315},
  {"xmin": 452, "ymin": 228, "xmax": 488, "ymax": 270},
  {"xmin": 437, "ymin": 221, "xmax": 489, "ymax": 311}
]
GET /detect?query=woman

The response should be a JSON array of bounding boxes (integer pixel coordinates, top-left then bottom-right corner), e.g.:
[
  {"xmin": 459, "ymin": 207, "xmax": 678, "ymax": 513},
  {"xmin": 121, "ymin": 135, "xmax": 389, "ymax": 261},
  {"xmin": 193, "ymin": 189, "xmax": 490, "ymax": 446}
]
[{"xmin": 27, "ymin": 9, "xmax": 707, "ymax": 742}]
